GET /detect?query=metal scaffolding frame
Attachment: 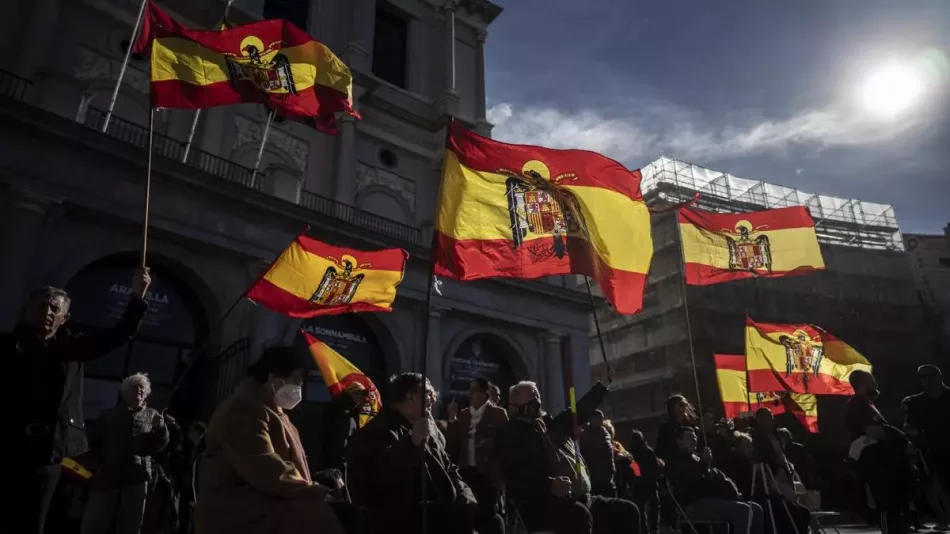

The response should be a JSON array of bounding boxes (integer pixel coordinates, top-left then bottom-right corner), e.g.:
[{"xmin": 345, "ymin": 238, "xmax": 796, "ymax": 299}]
[{"xmin": 640, "ymin": 156, "xmax": 904, "ymax": 251}]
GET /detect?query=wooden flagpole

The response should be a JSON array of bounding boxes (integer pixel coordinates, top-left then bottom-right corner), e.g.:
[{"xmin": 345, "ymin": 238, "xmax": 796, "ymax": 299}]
[
  {"xmin": 103, "ymin": 0, "xmax": 149, "ymax": 133},
  {"xmin": 141, "ymin": 108, "xmax": 155, "ymax": 269},
  {"xmin": 584, "ymin": 276, "xmax": 614, "ymax": 384}
]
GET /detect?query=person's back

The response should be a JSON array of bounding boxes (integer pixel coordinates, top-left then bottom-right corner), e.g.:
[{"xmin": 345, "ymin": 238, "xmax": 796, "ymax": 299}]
[{"xmin": 579, "ymin": 414, "xmax": 617, "ymax": 497}]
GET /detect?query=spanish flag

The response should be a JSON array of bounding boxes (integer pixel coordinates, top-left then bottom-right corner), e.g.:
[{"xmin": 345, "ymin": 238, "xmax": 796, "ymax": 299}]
[
  {"xmin": 678, "ymin": 206, "xmax": 824, "ymax": 285},
  {"xmin": 133, "ymin": 3, "xmax": 359, "ymax": 132},
  {"xmin": 247, "ymin": 232, "xmax": 408, "ymax": 318},
  {"xmin": 62, "ymin": 456, "xmax": 94, "ymax": 480},
  {"xmin": 302, "ymin": 331, "xmax": 381, "ymax": 427},
  {"xmin": 434, "ymin": 123, "xmax": 653, "ymax": 314},
  {"xmin": 713, "ymin": 354, "xmax": 818, "ymax": 432},
  {"xmin": 745, "ymin": 318, "xmax": 872, "ymax": 395}
]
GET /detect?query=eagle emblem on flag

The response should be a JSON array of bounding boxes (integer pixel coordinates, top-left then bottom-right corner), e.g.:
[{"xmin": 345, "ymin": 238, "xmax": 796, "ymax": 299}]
[
  {"xmin": 504, "ymin": 160, "xmax": 580, "ymax": 260},
  {"xmin": 224, "ymin": 35, "xmax": 298, "ymax": 95},
  {"xmin": 724, "ymin": 220, "xmax": 772, "ymax": 274},
  {"xmin": 779, "ymin": 329, "xmax": 824, "ymax": 391},
  {"xmin": 309, "ymin": 255, "xmax": 370, "ymax": 306}
]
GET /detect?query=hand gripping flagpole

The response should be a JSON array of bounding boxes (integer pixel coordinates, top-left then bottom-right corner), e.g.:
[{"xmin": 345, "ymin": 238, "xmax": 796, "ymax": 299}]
[{"xmin": 103, "ymin": 0, "xmax": 149, "ymax": 133}]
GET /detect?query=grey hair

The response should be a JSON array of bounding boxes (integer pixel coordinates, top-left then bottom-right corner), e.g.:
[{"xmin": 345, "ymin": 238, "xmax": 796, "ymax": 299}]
[
  {"xmin": 509, "ymin": 380, "xmax": 540, "ymax": 399},
  {"xmin": 29, "ymin": 286, "xmax": 71, "ymax": 313},
  {"xmin": 121, "ymin": 373, "xmax": 152, "ymax": 397}
]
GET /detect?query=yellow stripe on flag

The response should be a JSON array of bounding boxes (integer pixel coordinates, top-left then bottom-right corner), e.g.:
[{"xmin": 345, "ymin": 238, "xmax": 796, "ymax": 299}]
[
  {"xmin": 680, "ymin": 223, "xmax": 825, "ymax": 272},
  {"xmin": 437, "ymin": 151, "xmax": 652, "ymax": 274},
  {"xmin": 263, "ymin": 242, "xmax": 403, "ymax": 306},
  {"xmin": 716, "ymin": 368, "xmax": 749, "ymax": 404}
]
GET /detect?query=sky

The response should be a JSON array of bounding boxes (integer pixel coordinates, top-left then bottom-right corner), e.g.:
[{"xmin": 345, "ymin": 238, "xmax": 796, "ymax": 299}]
[{"xmin": 483, "ymin": 0, "xmax": 950, "ymax": 234}]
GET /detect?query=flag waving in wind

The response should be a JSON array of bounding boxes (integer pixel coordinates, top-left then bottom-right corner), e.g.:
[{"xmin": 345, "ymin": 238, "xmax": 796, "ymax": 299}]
[
  {"xmin": 302, "ymin": 331, "xmax": 381, "ymax": 427},
  {"xmin": 133, "ymin": 2, "xmax": 359, "ymax": 132},
  {"xmin": 434, "ymin": 122, "xmax": 653, "ymax": 314},
  {"xmin": 713, "ymin": 353, "xmax": 818, "ymax": 432}
]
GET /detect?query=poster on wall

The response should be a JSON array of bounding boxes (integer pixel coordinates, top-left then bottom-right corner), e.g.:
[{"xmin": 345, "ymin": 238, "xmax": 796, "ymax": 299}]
[
  {"xmin": 445, "ymin": 336, "xmax": 516, "ymax": 408},
  {"xmin": 66, "ymin": 263, "xmax": 196, "ymax": 343}
]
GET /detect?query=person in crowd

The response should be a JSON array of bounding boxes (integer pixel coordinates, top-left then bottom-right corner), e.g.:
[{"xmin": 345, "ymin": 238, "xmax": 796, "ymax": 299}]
[
  {"xmin": 665, "ymin": 427, "xmax": 764, "ymax": 534},
  {"xmin": 488, "ymin": 383, "xmax": 502, "ymax": 406},
  {"xmin": 903, "ymin": 364, "xmax": 950, "ymax": 531},
  {"xmin": 776, "ymin": 427, "xmax": 814, "ymax": 491},
  {"xmin": 847, "ymin": 369, "xmax": 913, "ymax": 534},
  {"xmin": 174, "ymin": 421, "xmax": 206, "ymax": 534},
  {"xmin": 445, "ymin": 377, "xmax": 508, "ymax": 534},
  {"xmin": 580, "ymin": 409, "xmax": 618, "ymax": 498},
  {"xmin": 322, "ymin": 382, "xmax": 371, "ymax": 474},
  {"xmin": 81, "ymin": 373, "xmax": 170, "ymax": 534},
  {"xmin": 654, "ymin": 395, "xmax": 701, "ymax": 462},
  {"xmin": 495, "ymin": 380, "xmax": 640, "ymax": 534},
  {"xmin": 707, "ymin": 419, "xmax": 735, "ymax": 466},
  {"xmin": 142, "ymin": 413, "xmax": 182, "ymax": 534},
  {"xmin": 8, "ymin": 268, "xmax": 151, "ymax": 534},
  {"xmin": 750, "ymin": 409, "xmax": 796, "ymax": 501},
  {"xmin": 347, "ymin": 372, "xmax": 476, "ymax": 534},
  {"xmin": 196, "ymin": 346, "xmax": 352, "ymax": 534},
  {"xmin": 602, "ymin": 420, "xmax": 634, "ymax": 501},
  {"xmin": 626, "ymin": 430, "xmax": 661, "ymax": 534}
]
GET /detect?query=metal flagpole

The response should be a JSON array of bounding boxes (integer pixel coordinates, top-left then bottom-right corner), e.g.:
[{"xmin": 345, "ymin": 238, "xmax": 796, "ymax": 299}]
[
  {"xmin": 249, "ymin": 109, "xmax": 276, "ymax": 189},
  {"xmin": 179, "ymin": 0, "xmax": 236, "ymax": 163},
  {"xmin": 141, "ymin": 107, "xmax": 155, "ymax": 269},
  {"xmin": 103, "ymin": 0, "xmax": 149, "ymax": 133},
  {"xmin": 677, "ymin": 222, "xmax": 707, "ymax": 443},
  {"xmin": 584, "ymin": 276, "xmax": 614, "ymax": 384}
]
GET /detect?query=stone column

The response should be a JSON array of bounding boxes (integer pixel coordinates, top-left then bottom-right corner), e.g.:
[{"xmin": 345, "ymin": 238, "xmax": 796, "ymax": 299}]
[
  {"xmin": 424, "ymin": 306, "xmax": 446, "ymax": 393},
  {"xmin": 0, "ymin": 189, "xmax": 51, "ymax": 330},
  {"xmin": 334, "ymin": 114, "xmax": 358, "ymax": 205},
  {"xmin": 542, "ymin": 332, "xmax": 565, "ymax": 413},
  {"xmin": 475, "ymin": 29, "xmax": 488, "ymax": 116},
  {"xmin": 436, "ymin": 1, "xmax": 460, "ymax": 116}
]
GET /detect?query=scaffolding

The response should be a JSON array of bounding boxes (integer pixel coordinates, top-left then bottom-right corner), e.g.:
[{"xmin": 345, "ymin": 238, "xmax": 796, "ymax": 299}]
[{"xmin": 641, "ymin": 156, "xmax": 904, "ymax": 251}]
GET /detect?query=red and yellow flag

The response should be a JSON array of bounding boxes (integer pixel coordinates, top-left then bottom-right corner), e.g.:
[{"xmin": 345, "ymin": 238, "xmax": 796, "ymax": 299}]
[
  {"xmin": 678, "ymin": 206, "xmax": 824, "ymax": 285},
  {"xmin": 713, "ymin": 354, "xmax": 818, "ymax": 432},
  {"xmin": 134, "ymin": 3, "xmax": 359, "ymax": 132},
  {"xmin": 247, "ymin": 232, "xmax": 408, "ymax": 318},
  {"xmin": 433, "ymin": 123, "xmax": 653, "ymax": 314},
  {"xmin": 746, "ymin": 318, "xmax": 872, "ymax": 395},
  {"xmin": 302, "ymin": 331, "xmax": 381, "ymax": 427}
]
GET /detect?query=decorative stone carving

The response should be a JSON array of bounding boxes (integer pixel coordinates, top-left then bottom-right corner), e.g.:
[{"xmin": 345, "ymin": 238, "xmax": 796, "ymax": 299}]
[
  {"xmin": 356, "ymin": 162, "xmax": 416, "ymax": 212},
  {"xmin": 73, "ymin": 48, "xmax": 149, "ymax": 94},
  {"xmin": 233, "ymin": 115, "xmax": 309, "ymax": 172}
]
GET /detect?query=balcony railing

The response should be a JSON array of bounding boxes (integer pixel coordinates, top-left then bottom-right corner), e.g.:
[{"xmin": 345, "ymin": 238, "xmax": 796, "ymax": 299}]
[
  {"xmin": 0, "ymin": 69, "xmax": 31, "ymax": 101},
  {"xmin": 82, "ymin": 107, "xmax": 422, "ymax": 245}
]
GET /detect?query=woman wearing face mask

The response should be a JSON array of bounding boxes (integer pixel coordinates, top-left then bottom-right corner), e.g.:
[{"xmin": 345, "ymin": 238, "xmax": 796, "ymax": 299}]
[{"xmin": 195, "ymin": 346, "xmax": 346, "ymax": 534}]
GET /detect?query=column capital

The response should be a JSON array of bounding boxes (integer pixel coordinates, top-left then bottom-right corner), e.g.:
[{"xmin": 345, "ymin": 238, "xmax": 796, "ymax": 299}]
[{"xmin": 476, "ymin": 30, "xmax": 488, "ymax": 44}]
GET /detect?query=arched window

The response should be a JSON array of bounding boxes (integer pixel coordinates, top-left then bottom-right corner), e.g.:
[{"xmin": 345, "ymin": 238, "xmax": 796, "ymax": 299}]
[
  {"xmin": 444, "ymin": 334, "xmax": 518, "ymax": 408},
  {"xmin": 65, "ymin": 256, "xmax": 207, "ymax": 419}
]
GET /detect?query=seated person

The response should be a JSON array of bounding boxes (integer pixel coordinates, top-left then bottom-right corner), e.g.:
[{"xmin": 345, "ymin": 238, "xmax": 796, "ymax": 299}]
[
  {"xmin": 495, "ymin": 380, "xmax": 640, "ymax": 534},
  {"xmin": 665, "ymin": 427, "xmax": 764, "ymax": 534},
  {"xmin": 195, "ymin": 346, "xmax": 353, "ymax": 534},
  {"xmin": 346, "ymin": 373, "xmax": 476, "ymax": 534}
]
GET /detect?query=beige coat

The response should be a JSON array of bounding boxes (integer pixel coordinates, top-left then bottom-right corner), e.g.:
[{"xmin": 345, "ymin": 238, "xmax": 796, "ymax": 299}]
[{"xmin": 196, "ymin": 379, "xmax": 344, "ymax": 534}]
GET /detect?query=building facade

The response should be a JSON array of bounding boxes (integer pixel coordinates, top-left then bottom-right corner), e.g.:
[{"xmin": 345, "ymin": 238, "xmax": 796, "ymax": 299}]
[
  {"xmin": 590, "ymin": 157, "xmax": 935, "ymax": 444},
  {"xmin": 0, "ymin": 0, "xmax": 592, "ymax": 461},
  {"xmin": 904, "ymin": 229, "xmax": 950, "ymax": 357}
]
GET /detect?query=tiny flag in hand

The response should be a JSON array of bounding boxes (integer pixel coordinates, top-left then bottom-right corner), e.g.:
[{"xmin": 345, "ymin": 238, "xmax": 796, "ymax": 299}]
[
  {"xmin": 302, "ymin": 331, "xmax": 381, "ymax": 427},
  {"xmin": 713, "ymin": 354, "xmax": 818, "ymax": 432},
  {"xmin": 745, "ymin": 318, "xmax": 872, "ymax": 395},
  {"xmin": 247, "ymin": 232, "xmax": 408, "ymax": 318},
  {"xmin": 678, "ymin": 206, "xmax": 824, "ymax": 285},
  {"xmin": 433, "ymin": 122, "xmax": 653, "ymax": 314}
]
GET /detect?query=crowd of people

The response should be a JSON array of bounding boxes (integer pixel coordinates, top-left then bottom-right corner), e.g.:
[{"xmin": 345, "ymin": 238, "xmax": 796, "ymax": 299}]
[{"xmin": 11, "ymin": 270, "xmax": 950, "ymax": 534}]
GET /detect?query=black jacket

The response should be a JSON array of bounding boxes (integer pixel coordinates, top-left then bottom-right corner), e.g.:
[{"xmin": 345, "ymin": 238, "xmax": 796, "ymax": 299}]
[
  {"xmin": 495, "ymin": 383, "xmax": 608, "ymax": 505},
  {"xmin": 322, "ymin": 394, "xmax": 359, "ymax": 472},
  {"xmin": 579, "ymin": 424, "xmax": 616, "ymax": 493},
  {"xmin": 346, "ymin": 408, "xmax": 475, "ymax": 534},
  {"xmin": 665, "ymin": 450, "xmax": 739, "ymax": 506},
  {"xmin": 89, "ymin": 405, "xmax": 170, "ymax": 490},
  {"xmin": 7, "ymin": 298, "xmax": 147, "ymax": 465}
]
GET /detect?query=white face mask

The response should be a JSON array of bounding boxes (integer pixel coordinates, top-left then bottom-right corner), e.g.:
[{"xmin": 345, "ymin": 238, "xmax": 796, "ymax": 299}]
[{"xmin": 274, "ymin": 382, "xmax": 303, "ymax": 410}]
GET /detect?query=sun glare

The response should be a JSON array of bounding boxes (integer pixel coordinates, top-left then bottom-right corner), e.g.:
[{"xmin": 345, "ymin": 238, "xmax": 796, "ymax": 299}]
[{"xmin": 860, "ymin": 62, "xmax": 924, "ymax": 117}]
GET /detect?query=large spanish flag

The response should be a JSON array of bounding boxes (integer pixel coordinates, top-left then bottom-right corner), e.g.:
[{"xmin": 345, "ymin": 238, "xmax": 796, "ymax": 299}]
[
  {"xmin": 746, "ymin": 317, "xmax": 872, "ymax": 395},
  {"xmin": 678, "ymin": 206, "xmax": 824, "ymax": 285},
  {"xmin": 302, "ymin": 331, "xmax": 381, "ymax": 427},
  {"xmin": 247, "ymin": 232, "xmax": 408, "ymax": 318},
  {"xmin": 133, "ymin": 2, "xmax": 358, "ymax": 132},
  {"xmin": 713, "ymin": 354, "xmax": 818, "ymax": 432},
  {"xmin": 434, "ymin": 123, "xmax": 653, "ymax": 314}
]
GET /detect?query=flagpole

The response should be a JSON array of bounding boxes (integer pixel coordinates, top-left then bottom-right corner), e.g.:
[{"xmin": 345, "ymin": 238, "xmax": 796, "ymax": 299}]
[
  {"xmin": 584, "ymin": 276, "xmax": 614, "ymax": 384},
  {"xmin": 102, "ymin": 0, "xmax": 149, "ymax": 133},
  {"xmin": 141, "ymin": 107, "xmax": 155, "ymax": 269},
  {"xmin": 676, "ymin": 221, "xmax": 706, "ymax": 443},
  {"xmin": 561, "ymin": 333, "xmax": 583, "ymax": 465},
  {"xmin": 249, "ymin": 109, "xmax": 276, "ymax": 189},
  {"xmin": 181, "ymin": 110, "xmax": 201, "ymax": 163}
]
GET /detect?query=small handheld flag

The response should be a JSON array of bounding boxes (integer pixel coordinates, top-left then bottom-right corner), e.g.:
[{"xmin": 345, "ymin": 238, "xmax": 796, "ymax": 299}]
[{"xmin": 302, "ymin": 331, "xmax": 381, "ymax": 427}]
